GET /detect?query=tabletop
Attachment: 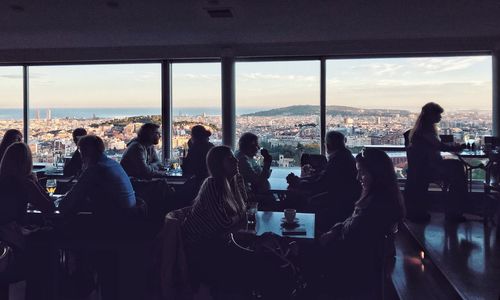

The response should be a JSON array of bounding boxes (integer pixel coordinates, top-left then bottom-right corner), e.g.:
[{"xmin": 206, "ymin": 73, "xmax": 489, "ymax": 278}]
[{"xmin": 252, "ymin": 211, "xmax": 315, "ymax": 240}]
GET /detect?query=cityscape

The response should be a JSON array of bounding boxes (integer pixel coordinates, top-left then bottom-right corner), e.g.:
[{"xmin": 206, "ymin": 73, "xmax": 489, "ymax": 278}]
[{"xmin": 0, "ymin": 105, "xmax": 492, "ymax": 179}]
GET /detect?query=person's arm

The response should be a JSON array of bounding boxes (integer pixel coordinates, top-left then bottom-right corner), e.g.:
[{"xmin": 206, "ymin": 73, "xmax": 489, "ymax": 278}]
[
  {"xmin": 420, "ymin": 132, "xmax": 462, "ymax": 152},
  {"xmin": 24, "ymin": 178, "xmax": 55, "ymax": 213},
  {"xmin": 149, "ymin": 147, "xmax": 163, "ymax": 170},
  {"xmin": 238, "ymin": 156, "xmax": 270, "ymax": 189},
  {"xmin": 58, "ymin": 167, "xmax": 94, "ymax": 215}
]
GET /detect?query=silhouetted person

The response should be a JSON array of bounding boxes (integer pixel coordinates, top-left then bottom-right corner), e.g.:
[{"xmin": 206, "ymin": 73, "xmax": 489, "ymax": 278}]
[
  {"xmin": 0, "ymin": 142, "xmax": 56, "ymax": 300},
  {"xmin": 0, "ymin": 129, "xmax": 22, "ymax": 162},
  {"xmin": 235, "ymin": 132, "xmax": 272, "ymax": 194},
  {"xmin": 181, "ymin": 125, "xmax": 214, "ymax": 179},
  {"xmin": 59, "ymin": 135, "xmax": 136, "ymax": 225},
  {"xmin": 406, "ymin": 102, "xmax": 467, "ymax": 222},
  {"xmin": 287, "ymin": 131, "xmax": 360, "ymax": 226},
  {"xmin": 182, "ymin": 146, "xmax": 249, "ymax": 292},
  {"xmin": 63, "ymin": 127, "xmax": 87, "ymax": 177},
  {"xmin": 319, "ymin": 149, "xmax": 405, "ymax": 297},
  {"xmin": 120, "ymin": 123, "xmax": 165, "ymax": 179}
]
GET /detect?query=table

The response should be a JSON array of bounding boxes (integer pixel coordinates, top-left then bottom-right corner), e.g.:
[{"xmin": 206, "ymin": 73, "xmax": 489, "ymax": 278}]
[
  {"xmin": 453, "ymin": 150, "xmax": 489, "ymax": 192},
  {"xmin": 252, "ymin": 211, "xmax": 315, "ymax": 240}
]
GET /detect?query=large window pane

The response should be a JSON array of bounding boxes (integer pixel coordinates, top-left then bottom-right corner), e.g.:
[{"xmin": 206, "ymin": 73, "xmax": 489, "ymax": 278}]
[
  {"xmin": 236, "ymin": 61, "xmax": 320, "ymax": 175},
  {"xmin": 327, "ymin": 56, "xmax": 493, "ymax": 178},
  {"xmin": 0, "ymin": 67, "xmax": 23, "ymax": 140},
  {"xmin": 29, "ymin": 64, "xmax": 161, "ymax": 163},
  {"xmin": 171, "ymin": 63, "xmax": 221, "ymax": 162}
]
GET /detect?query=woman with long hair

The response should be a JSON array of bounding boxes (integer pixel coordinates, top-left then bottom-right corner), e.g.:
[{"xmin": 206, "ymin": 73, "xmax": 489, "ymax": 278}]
[
  {"xmin": 0, "ymin": 129, "xmax": 22, "ymax": 162},
  {"xmin": 406, "ymin": 102, "xmax": 467, "ymax": 222},
  {"xmin": 182, "ymin": 145, "xmax": 247, "ymax": 245},
  {"xmin": 0, "ymin": 142, "xmax": 55, "ymax": 224},
  {"xmin": 319, "ymin": 148, "xmax": 405, "ymax": 297},
  {"xmin": 181, "ymin": 146, "xmax": 250, "ymax": 296}
]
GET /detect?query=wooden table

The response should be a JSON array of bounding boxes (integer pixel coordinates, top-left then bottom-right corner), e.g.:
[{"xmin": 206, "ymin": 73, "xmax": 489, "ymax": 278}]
[{"xmin": 251, "ymin": 211, "xmax": 315, "ymax": 240}]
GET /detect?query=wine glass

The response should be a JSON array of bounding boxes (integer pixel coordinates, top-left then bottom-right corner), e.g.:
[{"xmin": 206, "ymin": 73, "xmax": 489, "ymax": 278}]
[{"xmin": 46, "ymin": 179, "xmax": 57, "ymax": 196}]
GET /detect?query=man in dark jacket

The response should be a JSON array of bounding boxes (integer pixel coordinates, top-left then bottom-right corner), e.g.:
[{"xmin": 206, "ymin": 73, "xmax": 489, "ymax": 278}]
[
  {"xmin": 63, "ymin": 127, "xmax": 87, "ymax": 177},
  {"xmin": 120, "ymin": 123, "xmax": 166, "ymax": 179},
  {"xmin": 287, "ymin": 131, "xmax": 360, "ymax": 228}
]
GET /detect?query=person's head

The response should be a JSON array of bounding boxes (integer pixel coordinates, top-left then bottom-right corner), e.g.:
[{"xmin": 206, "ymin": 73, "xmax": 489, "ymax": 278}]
[
  {"xmin": 137, "ymin": 123, "xmax": 161, "ymax": 145},
  {"xmin": 72, "ymin": 128, "xmax": 87, "ymax": 144},
  {"xmin": 0, "ymin": 129, "xmax": 22, "ymax": 146},
  {"xmin": 238, "ymin": 132, "xmax": 260, "ymax": 157},
  {"xmin": 411, "ymin": 102, "xmax": 444, "ymax": 138},
  {"xmin": 0, "ymin": 142, "xmax": 33, "ymax": 180},
  {"xmin": 325, "ymin": 131, "xmax": 346, "ymax": 154},
  {"xmin": 206, "ymin": 146, "xmax": 238, "ymax": 180},
  {"xmin": 355, "ymin": 149, "xmax": 405, "ymax": 216},
  {"xmin": 190, "ymin": 125, "xmax": 211, "ymax": 144},
  {"xmin": 78, "ymin": 135, "xmax": 105, "ymax": 165}
]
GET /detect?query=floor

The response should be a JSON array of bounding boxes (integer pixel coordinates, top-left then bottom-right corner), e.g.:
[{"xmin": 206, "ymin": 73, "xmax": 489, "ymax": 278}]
[{"xmin": 406, "ymin": 213, "xmax": 500, "ymax": 300}]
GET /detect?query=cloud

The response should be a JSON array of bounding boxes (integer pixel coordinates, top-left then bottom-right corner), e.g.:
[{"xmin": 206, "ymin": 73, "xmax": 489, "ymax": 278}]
[
  {"xmin": 0, "ymin": 74, "xmax": 22, "ymax": 79},
  {"xmin": 410, "ymin": 56, "xmax": 488, "ymax": 74},
  {"xmin": 174, "ymin": 73, "xmax": 220, "ymax": 80},
  {"xmin": 239, "ymin": 72, "xmax": 318, "ymax": 82}
]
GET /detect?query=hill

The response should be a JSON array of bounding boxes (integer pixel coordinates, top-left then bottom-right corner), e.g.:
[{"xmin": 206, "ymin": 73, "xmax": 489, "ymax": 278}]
[{"xmin": 241, "ymin": 105, "xmax": 410, "ymax": 117}]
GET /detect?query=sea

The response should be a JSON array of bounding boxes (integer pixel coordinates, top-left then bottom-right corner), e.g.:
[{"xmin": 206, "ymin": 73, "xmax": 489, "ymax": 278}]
[{"xmin": 0, "ymin": 107, "xmax": 268, "ymax": 120}]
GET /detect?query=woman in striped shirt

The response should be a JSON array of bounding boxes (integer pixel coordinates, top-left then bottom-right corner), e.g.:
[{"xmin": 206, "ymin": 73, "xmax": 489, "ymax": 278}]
[
  {"xmin": 182, "ymin": 146, "xmax": 251, "ymax": 293},
  {"xmin": 182, "ymin": 145, "xmax": 247, "ymax": 245}
]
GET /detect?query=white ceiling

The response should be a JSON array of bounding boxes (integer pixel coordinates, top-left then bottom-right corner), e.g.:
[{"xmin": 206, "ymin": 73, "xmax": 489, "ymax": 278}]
[{"xmin": 1, "ymin": 0, "xmax": 500, "ymax": 62}]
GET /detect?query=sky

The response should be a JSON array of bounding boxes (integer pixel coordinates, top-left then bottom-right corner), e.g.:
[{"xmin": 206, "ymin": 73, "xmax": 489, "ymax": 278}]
[{"xmin": 0, "ymin": 55, "xmax": 493, "ymax": 112}]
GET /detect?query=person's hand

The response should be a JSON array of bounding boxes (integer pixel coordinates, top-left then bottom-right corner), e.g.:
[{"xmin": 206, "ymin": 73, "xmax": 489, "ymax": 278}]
[
  {"xmin": 261, "ymin": 148, "xmax": 272, "ymax": 164},
  {"xmin": 320, "ymin": 224, "xmax": 342, "ymax": 246},
  {"xmin": 28, "ymin": 172, "xmax": 38, "ymax": 182},
  {"xmin": 286, "ymin": 172, "xmax": 300, "ymax": 187}
]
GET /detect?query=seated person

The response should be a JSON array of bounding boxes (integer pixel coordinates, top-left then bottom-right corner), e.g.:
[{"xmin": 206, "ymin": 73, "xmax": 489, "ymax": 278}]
[
  {"xmin": 59, "ymin": 136, "xmax": 137, "ymax": 231},
  {"xmin": 300, "ymin": 153, "xmax": 327, "ymax": 177},
  {"xmin": 287, "ymin": 131, "xmax": 360, "ymax": 224},
  {"xmin": 120, "ymin": 123, "xmax": 165, "ymax": 179},
  {"xmin": 0, "ymin": 129, "xmax": 23, "ymax": 161},
  {"xmin": 0, "ymin": 142, "xmax": 56, "ymax": 299},
  {"xmin": 182, "ymin": 145, "xmax": 247, "ymax": 245},
  {"xmin": 406, "ymin": 102, "xmax": 467, "ymax": 222},
  {"xmin": 319, "ymin": 149, "xmax": 405, "ymax": 297},
  {"xmin": 0, "ymin": 142, "xmax": 55, "ymax": 224},
  {"xmin": 235, "ymin": 132, "xmax": 272, "ymax": 194},
  {"xmin": 63, "ymin": 127, "xmax": 87, "ymax": 177},
  {"xmin": 181, "ymin": 125, "xmax": 214, "ymax": 179}
]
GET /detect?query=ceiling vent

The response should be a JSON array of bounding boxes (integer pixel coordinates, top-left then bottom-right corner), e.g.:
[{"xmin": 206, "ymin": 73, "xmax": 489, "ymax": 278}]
[{"xmin": 206, "ymin": 7, "xmax": 233, "ymax": 18}]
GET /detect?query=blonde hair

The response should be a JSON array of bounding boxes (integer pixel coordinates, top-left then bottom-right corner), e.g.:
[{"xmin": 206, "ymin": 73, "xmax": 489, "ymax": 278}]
[
  {"xmin": 409, "ymin": 102, "xmax": 444, "ymax": 145},
  {"xmin": 0, "ymin": 142, "xmax": 33, "ymax": 180}
]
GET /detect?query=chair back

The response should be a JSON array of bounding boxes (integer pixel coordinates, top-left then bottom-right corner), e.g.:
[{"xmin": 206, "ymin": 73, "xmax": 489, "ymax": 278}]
[
  {"xmin": 439, "ymin": 134, "xmax": 454, "ymax": 143},
  {"xmin": 403, "ymin": 130, "xmax": 411, "ymax": 149}
]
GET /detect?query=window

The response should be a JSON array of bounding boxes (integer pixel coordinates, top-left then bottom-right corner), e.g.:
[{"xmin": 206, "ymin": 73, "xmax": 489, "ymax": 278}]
[
  {"xmin": 236, "ymin": 61, "xmax": 321, "ymax": 175},
  {"xmin": 171, "ymin": 62, "xmax": 222, "ymax": 162},
  {"xmin": 0, "ymin": 67, "xmax": 23, "ymax": 140},
  {"xmin": 327, "ymin": 56, "xmax": 492, "ymax": 178},
  {"xmin": 28, "ymin": 63, "xmax": 161, "ymax": 163}
]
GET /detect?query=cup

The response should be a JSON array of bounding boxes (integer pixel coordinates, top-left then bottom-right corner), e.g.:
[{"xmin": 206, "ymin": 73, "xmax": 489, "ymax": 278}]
[{"xmin": 284, "ymin": 208, "xmax": 296, "ymax": 224}]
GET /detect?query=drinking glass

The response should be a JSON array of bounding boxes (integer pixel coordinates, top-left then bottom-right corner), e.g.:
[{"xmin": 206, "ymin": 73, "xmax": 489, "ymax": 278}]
[
  {"xmin": 46, "ymin": 179, "xmax": 57, "ymax": 196},
  {"xmin": 246, "ymin": 202, "xmax": 258, "ymax": 226}
]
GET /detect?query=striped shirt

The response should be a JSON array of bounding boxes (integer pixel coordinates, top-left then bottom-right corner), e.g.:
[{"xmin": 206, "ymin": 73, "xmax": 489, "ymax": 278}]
[{"xmin": 182, "ymin": 174, "xmax": 248, "ymax": 245}]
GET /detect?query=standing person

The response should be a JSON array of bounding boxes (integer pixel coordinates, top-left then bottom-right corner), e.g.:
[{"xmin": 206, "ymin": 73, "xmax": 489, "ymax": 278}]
[
  {"xmin": 0, "ymin": 129, "xmax": 22, "ymax": 162},
  {"xmin": 181, "ymin": 125, "xmax": 214, "ymax": 179},
  {"xmin": 63, "ymin": 127, "xmax": 87, "ymax": 177},
  {"xmin": 319, "ymin": 149, "xmax": 405, "ymax": 297},
  {"xmin": 235, "ymin": 132, "xmax": 272, "ymax": 194},
  {"xmin": 406, "ymin": 102, "xmax": 467, "ymax": 222},
  {"xmin": 120, "ymin": 123, "xmax": 166, "ymax": 179}
]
